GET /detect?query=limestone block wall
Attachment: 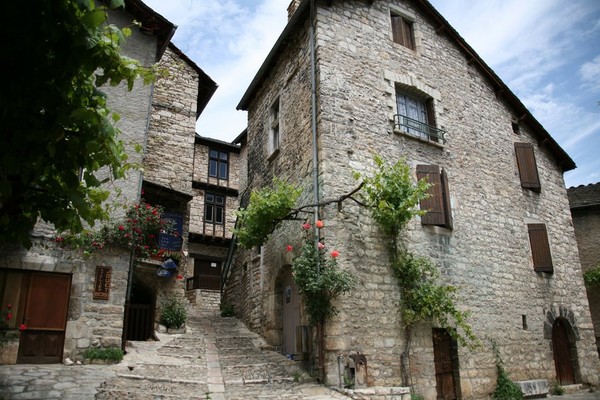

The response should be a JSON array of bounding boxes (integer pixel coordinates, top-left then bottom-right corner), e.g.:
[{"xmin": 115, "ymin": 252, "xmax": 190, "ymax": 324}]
[
  {"xmin": 0, "ymin": 241, "xmax": 131, "ymax": 361},
  {"xmin": 225, "ymin": 0, "xmax": 600, "ymax": 398},
  {"xmin": 145, "ymin": 46, "xmax": 198, "ymax": 195},
  {"xmin": 313, "ymin": 0, "xmax": 599, "ymax": 395},
  {"xmin": 193, "ymin": 143, "xmax": 241, "ymax": 193}
]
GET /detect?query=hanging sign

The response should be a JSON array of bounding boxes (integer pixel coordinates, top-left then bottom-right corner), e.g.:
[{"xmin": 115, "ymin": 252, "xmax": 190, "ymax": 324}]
[{"xmin": 93, "ymin": 266, "xmax": 112, "ymax": 300}]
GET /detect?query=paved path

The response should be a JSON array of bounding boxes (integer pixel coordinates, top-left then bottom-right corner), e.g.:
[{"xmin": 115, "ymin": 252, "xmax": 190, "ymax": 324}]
[
  {"xmin": 0, "ymin": 309, "xmax": 348, "ymax": 400},
  {"xmin": 0, "ymin": 309, "xmax": 598, "ymax": 399}
]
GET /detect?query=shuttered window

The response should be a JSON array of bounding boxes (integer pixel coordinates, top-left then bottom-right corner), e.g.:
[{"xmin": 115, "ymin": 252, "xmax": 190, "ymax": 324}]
[
  {"xmin": 527, "ymin": 223, "xmax": 553, "ymax": 273},
  {"xmin": 416, "ymin": 165, "xmax": 453, "ymax": 229},
  {"xmin": 515, "ymin": 142, "xmax": 541, "ymax": 192},
  {"xmin": 391, "ymin": 14, "xmax": 414, "ymax": 50}
]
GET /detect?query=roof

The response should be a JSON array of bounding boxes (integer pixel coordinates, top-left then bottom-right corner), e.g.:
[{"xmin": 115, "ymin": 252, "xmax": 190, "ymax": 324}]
[
  {"xmin": 236, "ymin": 0, "xmax": 575, "ymax": 172},
  {"xmin": 168, "ymin": 43, "xmax": 218, "ymax": 118},
  {"xmin": 232, "ymin": 128, "xmax": 248, "ymax": 146},
  {"xmin": 124, "ymin": 0, "xmax": 176, "ymax": 60},
  {"xmin": 568, "ymin": 183, "xmax": 600, "ymax": 210},
  {"xmin": 195, "ymin": 134, "xmax": 241, "ymax": 153}
]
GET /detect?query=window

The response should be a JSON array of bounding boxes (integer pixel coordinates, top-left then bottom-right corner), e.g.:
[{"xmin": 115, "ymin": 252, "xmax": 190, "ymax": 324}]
[
  {"xmin": 209, "ymin": 149, "xmax": 228, "ymax": 180},
  {"xmin": 416, "ymin": 164, "xmax": 452, "ymax": 229},
  {"xmin": 205, "ymin": 193, "xmax": 225, "ymax": 224},
  {"xmin": 396, "ymin": 91, "xmax": 444, "ymax": 143},
  {"xmin": 514, "ymin": 142, "xmax": 540, "ymax": 192},
  {"xmin": 527, "ymin": 223, "xmax": 553, "ymax": 273},
  {"xmin": 391, "ymin": 13, "xmax": 414, "ymax": 50},
  {"xmin": 269, "ymin": 99, "xmax": 280, "ymax": 158}
]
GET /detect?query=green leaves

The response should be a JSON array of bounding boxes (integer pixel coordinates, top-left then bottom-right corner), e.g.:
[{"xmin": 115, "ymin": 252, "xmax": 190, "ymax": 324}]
[
  {"xmin": 0, "ymin": 0, "xmax": 157, "ymax": 247},
  {"xmin": 358, "ymin": 155, "xmax": 430, "ymax": 237},
  {"xmin": 234, "ymin": 179, "xmax": 302, "ymax": 249},
  {"xmin": 584, "ymin": 265, "xmax": 600, "ymax": 285}
]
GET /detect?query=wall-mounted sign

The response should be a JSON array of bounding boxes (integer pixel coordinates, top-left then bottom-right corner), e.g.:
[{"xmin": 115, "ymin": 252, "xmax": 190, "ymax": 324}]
[
  {"xmin": 159, "ymin": 212, "xmax": 183, "ymax": 251},
  {"xmin": 93, "ymin": 266, "xmax": 112, "ymax": 300}
]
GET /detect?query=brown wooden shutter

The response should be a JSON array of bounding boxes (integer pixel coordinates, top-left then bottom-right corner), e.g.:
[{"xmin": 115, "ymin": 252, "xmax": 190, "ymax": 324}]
[
  {"xmin": 391, "ymin": 15, "xmax": 414, "ymax": 49},
  {"xmin": 527, "ymin": 223, "xmax": 553, "ymax": 273},
  {"xmin": 417, "ymin": 165, "xmax": 445, "ymax": 226},
  {"xmin": 441, "ymin": 169, "xmax": 453, "ymax": 229},
  {"xmin": 515, "ymin": 142, "xmax": 541, "ymax": 192},
  {"xmin": 391, "ymin": 15, "xmax": 403, "ymax": 45}
]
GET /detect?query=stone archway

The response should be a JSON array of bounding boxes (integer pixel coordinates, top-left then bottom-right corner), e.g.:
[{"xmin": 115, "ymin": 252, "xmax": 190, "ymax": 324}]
[{"xmin": 552, "ymin": 318, "xmax": 577, "ymax": 385}]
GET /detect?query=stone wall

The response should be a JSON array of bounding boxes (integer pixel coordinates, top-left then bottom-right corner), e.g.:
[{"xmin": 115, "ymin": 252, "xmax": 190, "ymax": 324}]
[
  {"xmin": 144, "ymin": 46, "xmax": 198, "ymax": 196},
  {"xmin": 226, "ymin": 0, "xmax": 600, "ymax": 398},
  {"xmin": 0, "ymin": 241, "xmax": 131, "ymax": 361},
  {"xmin": 569, "ymin": 183, "xmax": 600, "ymax": 351}
]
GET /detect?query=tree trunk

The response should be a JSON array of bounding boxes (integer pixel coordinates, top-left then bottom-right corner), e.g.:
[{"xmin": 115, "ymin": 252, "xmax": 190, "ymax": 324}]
[
  {"xmin": 400, "ymin": 324, "xmax": 412, "ymax": 387},
  {"xmin": 316, "ymin": 319, "xmax": 325, "ymax": 382}
]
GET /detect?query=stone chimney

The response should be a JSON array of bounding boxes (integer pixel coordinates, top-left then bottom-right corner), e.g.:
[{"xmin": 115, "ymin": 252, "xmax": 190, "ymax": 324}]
[{"xmin": 287, "ymin": 0, "xmax": 302, "ymax": 20}]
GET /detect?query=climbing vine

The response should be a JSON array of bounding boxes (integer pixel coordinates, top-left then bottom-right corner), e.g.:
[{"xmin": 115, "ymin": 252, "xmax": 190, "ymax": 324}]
[
  {"xmin": 235, "ymin": 156, "xmax": 475, "ymax": 386},
  {"xmin": 358, "ymin": 156, "xmax": 476, "ymax": 386}
]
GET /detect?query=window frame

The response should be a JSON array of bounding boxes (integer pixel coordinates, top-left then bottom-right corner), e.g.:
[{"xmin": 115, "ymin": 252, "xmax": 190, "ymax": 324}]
[
  {"xmin": 527, "ymin": 223, "xmax": 553, "ymax": 273},
  {"xmin": 395, "ymin": 89, "xmax": 444, "ymax": 143},
  {"xmin": 514, "ymin": 142, "xmax": 541, "ymax": 192},
  {"xmin": 416, "ymin": 164, "xmax": 453, "ymax": 229},
  {"xmin": 204, "ymin": 192, "xmax": 225, "ymax": 225},
  {"xmin": 208, "ymin": 149, "xmax": 229, "ymax": 180}
]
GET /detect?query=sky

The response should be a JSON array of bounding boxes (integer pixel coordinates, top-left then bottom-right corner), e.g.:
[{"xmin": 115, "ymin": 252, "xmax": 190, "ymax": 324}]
[{"xmin": 142, "ymin": 0, "xmax": 600, "ymax": 188}]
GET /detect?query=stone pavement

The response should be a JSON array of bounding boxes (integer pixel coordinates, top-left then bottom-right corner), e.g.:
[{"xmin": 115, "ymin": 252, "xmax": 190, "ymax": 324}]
[
  {"xmin": 0, "ymin": 309, "xmax": 598, "ymax": 399},
  {"xmin": 0, "ymin": 308, "xmax": 349, "ymax": 400}
]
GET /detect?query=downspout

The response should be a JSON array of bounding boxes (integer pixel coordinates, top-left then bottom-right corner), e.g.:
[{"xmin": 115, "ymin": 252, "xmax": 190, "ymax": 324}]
[{"xmin": 309, "ymin": 0, "xmax": 320, "ymax": 274}]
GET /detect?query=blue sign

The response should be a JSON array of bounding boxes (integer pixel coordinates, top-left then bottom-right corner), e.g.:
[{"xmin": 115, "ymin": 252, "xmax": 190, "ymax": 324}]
[{"xmin": 159, "ymin": 212, "xmax": 183, "ymax": 251}]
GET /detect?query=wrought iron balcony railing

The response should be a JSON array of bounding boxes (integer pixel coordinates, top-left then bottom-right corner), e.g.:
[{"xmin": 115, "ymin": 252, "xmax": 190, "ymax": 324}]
[{"xmin": 394, "ymin": 114, "xmax": 446, "ymax": 144}]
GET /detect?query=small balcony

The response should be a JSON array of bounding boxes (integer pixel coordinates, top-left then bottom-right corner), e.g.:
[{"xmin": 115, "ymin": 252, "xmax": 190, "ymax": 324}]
[{"xmin": 394, "ymin": 114, "xmax": 446, "ymax": 144}]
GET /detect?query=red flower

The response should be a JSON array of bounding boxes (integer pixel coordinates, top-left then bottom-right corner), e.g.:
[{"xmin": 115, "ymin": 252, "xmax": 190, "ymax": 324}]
[
  {"xmin": 317, "ymin": 242, "xmax": 325, "ymax": 249},
  {"xmin": 176, "ymin": 274, "xmax": 184, "ymax": 280},
  {"xmin": 19, "ymin": 324, "xmax": 26, "ymax": 331},
  {"xmin": 7, "ymin": 304, "xmax": 12, "ymax": 310},
  {"xmin": 6, "ymin": 312, "xmax": 12, "ymax": 321},
  {"xmin": 286, "ymin": 245, "xmax": 293, "ymax": 252},
  {"xmin": 331, "ymin": 250, "xmax": 340, "ymax": 258},
  {"xmin": 316, "ymin": 220, "xmax": 324, "ymax": 228},
  {"xmin": 118, "ymin": 225, "xmax": 125, "ymax": 231},
  {"xmin": 302, "ymin": 222, "xmax": 311, "ymax": 230},
  {"xmin": 146, "ymin": 204, "xmax": 151, "ymax": 209}
]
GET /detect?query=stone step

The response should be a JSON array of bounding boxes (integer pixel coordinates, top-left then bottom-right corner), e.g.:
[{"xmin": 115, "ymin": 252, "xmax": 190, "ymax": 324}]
[{"xmin": 96, "ymin": 376, "xmax": 209, "ymax": 399}]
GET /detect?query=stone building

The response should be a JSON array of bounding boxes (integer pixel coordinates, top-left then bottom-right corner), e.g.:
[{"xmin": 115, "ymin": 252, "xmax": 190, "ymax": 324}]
[
  {"xmin": 0, "ymin": 0, "xmax": 217, "ymax": 364},
  {"xmin": 569, "ymin": 183, "xmax": 600, "ymax": 356},
  {"xmin": 222, "ymin": 0, "xmax": 600, "ymax": 398}
]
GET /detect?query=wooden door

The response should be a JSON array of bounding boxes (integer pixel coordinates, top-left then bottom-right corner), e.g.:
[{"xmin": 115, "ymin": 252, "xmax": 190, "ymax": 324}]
[
  {"xmin": 433, "ymin": 328, "xmax": 459, "ymax": 400},
  {"xmin": 17, "ymin": 272, "xmax": 71, "ymax": 364},
  {"xmin": 282, "ymin": 269, "xmax": 300, "ymax": 356},
  {"xmin": 194, "ymin": 259, "xmax": 222, "ymax": 290},
  {"xmin": 552, "ymin": 318, "xmax": 576, "ymax": 385}
]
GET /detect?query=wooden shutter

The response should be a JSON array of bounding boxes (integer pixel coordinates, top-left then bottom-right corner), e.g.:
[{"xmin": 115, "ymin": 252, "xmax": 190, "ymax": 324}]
[
  {"xmin": 440, "ymin": 169, "xmax": 453, "ymax": 229},
  {"xmin": 515, "ymin": 142, "xmax": 541, "ymax": 192},
  {"xmin": 528, "ymin": 223, "xmax": 553, "ymax": 273},
  {"xmin": 417, "ymin": 165, "xmax": 446, "ymax": 226},
  {"xmin": 391, "ymin": 15, "xmax": 414, "ymax": 49}
]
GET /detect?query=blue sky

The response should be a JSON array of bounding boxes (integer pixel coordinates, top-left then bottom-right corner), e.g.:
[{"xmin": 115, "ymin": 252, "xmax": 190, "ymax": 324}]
[{"xmin": 142, "ymin": 0, "xmax": 600, "ymax": 188}]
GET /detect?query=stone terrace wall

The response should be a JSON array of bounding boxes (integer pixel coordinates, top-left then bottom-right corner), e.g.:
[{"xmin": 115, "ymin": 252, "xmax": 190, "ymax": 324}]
[
  {"xmin": 144, "ymin": 46, "xmax": 198, "ymax": 195},
  {"xmin": 314, "ymin": 0, "xmax": 599, "ymax": 396}
]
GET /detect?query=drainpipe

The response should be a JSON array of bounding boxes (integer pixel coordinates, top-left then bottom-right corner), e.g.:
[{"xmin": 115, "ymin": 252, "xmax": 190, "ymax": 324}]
[{"xmin": 309, "ymin": 0, "xmax": 320, "ymax": 274}]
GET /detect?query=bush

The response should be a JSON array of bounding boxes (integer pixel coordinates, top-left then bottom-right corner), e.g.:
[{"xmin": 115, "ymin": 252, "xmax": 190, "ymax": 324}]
[
  {"xmin": 160, "ymin": 297, "xmax": 187, "ymax": 329},
  {"xmin": 83, "ymin": 347, "xmax": 124, "ymax": 362}
]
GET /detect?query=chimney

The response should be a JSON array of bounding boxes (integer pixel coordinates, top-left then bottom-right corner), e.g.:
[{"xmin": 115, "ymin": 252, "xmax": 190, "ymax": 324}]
[{"xmin": 287, "ymin": 0, "xmax": 302, "ymax": 20}]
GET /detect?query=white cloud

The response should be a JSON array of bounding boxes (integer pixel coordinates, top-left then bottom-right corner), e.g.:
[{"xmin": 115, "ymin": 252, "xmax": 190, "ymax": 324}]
[{"xmin": 580, "ymin": 55, "xmax": 600, "ymax": 91}]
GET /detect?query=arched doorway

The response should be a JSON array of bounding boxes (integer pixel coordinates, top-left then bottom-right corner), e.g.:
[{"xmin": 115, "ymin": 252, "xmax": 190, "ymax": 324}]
[{"xmin": 552, "ymin": 318, "xmax": 577, "ymax": 385}]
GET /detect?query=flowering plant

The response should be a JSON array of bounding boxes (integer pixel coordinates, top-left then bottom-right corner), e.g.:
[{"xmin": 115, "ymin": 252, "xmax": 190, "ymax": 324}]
[
  {"xmin": 0, "ymin": 304, "xmax": 25, "ymax": 347},
  {"xmin": 56, "ymin": 200, "xmax": 175, "ymax": 258},
  {"xmin": 288, "ymin": 220, "xmax": 355, "ymax": 325}
]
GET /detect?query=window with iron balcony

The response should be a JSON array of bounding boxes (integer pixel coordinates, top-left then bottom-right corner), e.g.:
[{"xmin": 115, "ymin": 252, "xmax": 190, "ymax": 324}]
[{"xmin": 395, "ymin": 90, "xmax": 445, "ymax": 144}]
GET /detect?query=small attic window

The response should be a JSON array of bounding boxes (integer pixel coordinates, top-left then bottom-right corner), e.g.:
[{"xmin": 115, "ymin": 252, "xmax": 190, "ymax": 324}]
[{"xmin": 512, "ymin": 121, "xmax": 520, "ymax": 135}]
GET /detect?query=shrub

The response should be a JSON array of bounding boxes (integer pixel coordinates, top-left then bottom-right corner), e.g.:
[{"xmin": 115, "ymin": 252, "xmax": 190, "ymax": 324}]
[{"xmin": 160, "ymin": 297, "xmax": 187, "ymax": 329}]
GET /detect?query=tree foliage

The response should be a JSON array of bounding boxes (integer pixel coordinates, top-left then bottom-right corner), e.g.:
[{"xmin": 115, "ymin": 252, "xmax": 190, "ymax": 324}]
[
  {"xmin": 1, "ymin": 0, "xmax": 156, "ymax": 248},
  {"xmin": 583, "ymin": 265, "xmax": 600, "ymax": 285},
  {"xmin": 235, "ymin": 179, "xmax": 302, "ymax": 249}
]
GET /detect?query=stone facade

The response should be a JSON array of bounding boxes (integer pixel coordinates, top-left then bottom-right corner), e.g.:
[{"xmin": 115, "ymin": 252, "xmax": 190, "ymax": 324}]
[
  {"xmin": 224, "ymin": 0, "xmax": 600, "ymax": 398},
  {"xmin": 569, "ymin": 183, "xmax": 600, "ymax": 355}
]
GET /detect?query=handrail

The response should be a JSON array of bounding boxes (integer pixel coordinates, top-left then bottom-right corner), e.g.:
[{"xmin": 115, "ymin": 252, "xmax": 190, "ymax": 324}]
[{"xmin": 394, "ymin": 114, "xmax": 446, "ymax": 144}]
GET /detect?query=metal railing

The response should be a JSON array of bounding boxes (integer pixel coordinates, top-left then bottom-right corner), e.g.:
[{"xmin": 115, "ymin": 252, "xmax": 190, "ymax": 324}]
[{"xmin": 394, "ymin": 114, "xmax": 446, "ymax": 144}]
